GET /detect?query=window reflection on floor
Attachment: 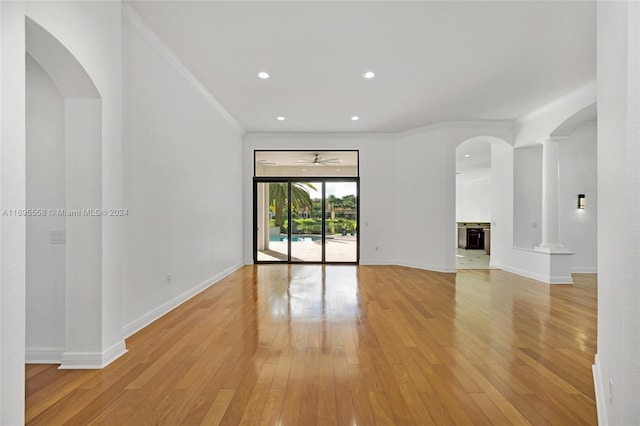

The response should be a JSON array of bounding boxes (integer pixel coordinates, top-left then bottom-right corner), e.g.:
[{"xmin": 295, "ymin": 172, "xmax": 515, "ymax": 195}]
[{"xmin": 257, "ymin": 265, "xmax": 360, "ymax": 321}]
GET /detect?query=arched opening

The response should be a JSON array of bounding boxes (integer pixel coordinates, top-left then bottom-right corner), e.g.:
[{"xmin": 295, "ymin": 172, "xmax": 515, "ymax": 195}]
[
  {"xmin": 551, "ymin": 102, "xmax": 597, "ymax": 272},
  {"xmin": 551, "ymin": 103, "xmax": 597, "ymax": 137},
  {"xmin": 508, "ymin": 101, "xmax": 597, "ymax": 279},
  {"xmin": 455, "ymin": 136, "xmax": 511, "ymax": 270},
  {"xmin": 25, "ymin": 17, "xmax": 104, "ymax": 367}
]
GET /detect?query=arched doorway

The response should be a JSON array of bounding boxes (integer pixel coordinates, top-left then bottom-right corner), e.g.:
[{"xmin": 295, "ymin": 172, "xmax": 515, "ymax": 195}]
[
  {"xmin": 25, "ymin": 17, "xmax": 104, "ymax": 367},
  {"xmin": 455, "ymin": 136, "xmax": 512, "ymax": 270}
]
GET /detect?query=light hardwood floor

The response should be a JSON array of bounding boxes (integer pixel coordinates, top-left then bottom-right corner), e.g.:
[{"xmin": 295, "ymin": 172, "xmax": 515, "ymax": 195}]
[{"xmin": 25, "ymin": 265, "xmax": 597, "ymax": 425}]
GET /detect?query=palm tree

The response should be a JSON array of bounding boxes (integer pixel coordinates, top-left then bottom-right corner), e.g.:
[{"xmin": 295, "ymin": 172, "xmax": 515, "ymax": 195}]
[{"xmin": 269, "ymin": 182, "xmax": 316, "ymax": 231}]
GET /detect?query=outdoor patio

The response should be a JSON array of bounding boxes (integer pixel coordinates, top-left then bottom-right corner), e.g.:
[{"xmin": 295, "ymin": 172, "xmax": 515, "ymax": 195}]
[{"xmin": 258, "ymin": 234, "xmax": 357, "ymax": 262}]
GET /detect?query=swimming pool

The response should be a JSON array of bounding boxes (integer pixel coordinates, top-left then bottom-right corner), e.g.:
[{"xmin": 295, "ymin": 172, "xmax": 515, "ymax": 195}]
[{"xmin": 269, "ymin": 235, "xmax": 321, "ymax": 242}]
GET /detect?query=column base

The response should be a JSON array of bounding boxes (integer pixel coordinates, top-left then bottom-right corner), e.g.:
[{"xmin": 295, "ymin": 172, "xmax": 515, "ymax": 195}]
[
  {"xmin": 535, "ymin": 246, "xmax": 575, "ymax": 283},
  {"xmin": 534, "ymin": 245, "xmax": 573, "ymax": 254}
]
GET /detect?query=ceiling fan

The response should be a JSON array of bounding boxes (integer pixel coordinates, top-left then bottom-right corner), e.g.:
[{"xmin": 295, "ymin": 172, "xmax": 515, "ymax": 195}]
[{"xmin": 298, "ymin": 154, "xmax": 342, "ymax": 166}]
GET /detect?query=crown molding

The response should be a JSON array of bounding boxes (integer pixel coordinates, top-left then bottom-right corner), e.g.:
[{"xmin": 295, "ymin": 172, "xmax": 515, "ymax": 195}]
[
  {"xmin": 246, "ymin": 120, "xmax": 516, "ymax": 140},
  {"xmin": 244, "ymin": 131, "xmax": 395, "ymax": 140},
  {"xmin": 122, "ymin": 4, "xmax": 245, "ymax": 136}
]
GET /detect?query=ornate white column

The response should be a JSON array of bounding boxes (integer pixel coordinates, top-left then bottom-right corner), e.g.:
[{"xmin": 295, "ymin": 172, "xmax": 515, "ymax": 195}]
[{"xmin": 537, "ymin": 136, "xmax": 568, "ymax": 252}]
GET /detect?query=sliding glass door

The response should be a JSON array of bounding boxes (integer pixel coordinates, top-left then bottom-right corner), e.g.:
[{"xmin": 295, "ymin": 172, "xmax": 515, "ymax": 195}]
[
  {"xmin": 254, "ymin": 178, "xmax": 358, "ymax": 264},
  {"xmin": 255, "ymin": 182, "xmax": 289, "ymax": 262},
  {"xmin": 290, "ymin": 181, "xmax": 323, "ymax": 262},
  {"xmin": 325, "ymin": 181, "xmax": 358, "ymax": 262}
]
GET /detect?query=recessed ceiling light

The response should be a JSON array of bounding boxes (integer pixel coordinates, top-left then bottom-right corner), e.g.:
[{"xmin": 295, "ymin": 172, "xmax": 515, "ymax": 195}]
[
  {"xmin": 258, "ymin": 71, "xmax": 270, "ymax": 79},
  {"xmin": 302, "ymin": 168, "xmax": 307, "ymax": 171},
  {"xmin": 336, "ymin": 169, "xmax": 341, "ymax": 171},
  {"xmin": 351, "ymin": 116, "xmax": 359, "ymax": 121},
  {"xmin": 363, "ymin": 71, "xmax": 375, "ymax": 79},
  {"xmin": 464, "ymin": 154, "xmax": 471, "ymax": 158},
  {"xmin": 276, "ymin": 116, "xmax": 285, "ymax": 121}
]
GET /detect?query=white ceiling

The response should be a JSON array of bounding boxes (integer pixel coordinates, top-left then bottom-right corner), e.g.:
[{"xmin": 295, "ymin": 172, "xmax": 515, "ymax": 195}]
[{"xmin": 128, "ymin": 1, "xmax": 596, "ymax": 134}]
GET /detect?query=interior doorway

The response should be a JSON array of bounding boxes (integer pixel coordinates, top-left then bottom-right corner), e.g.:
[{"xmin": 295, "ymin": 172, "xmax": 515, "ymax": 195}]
[
  {"xmin": 253, "ymin": 151, "xmax": 359, "ymax": 264},
  {"xmin": 455, "ymin": 140, "xmax": 492, "ymax": 269},
  {"xmin": 25, "ymin": 17, "xmax": 104, "ymax": 366}
]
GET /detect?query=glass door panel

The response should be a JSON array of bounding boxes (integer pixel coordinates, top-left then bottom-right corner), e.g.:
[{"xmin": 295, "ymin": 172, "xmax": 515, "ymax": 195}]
[
  {"xmin": 255, "ymin": 178, "xmax": 359, "ymax": 264},
  {"xmin": 290, "ymin": 181, "xmax": 323, "ymax": 262},
  {"xmin": 325, "ymin": 181, "xmax": 358, "ymax": 262},
  {"xmin": 256, "ymin": 182, "xmax": 289, "ymax": 262}
]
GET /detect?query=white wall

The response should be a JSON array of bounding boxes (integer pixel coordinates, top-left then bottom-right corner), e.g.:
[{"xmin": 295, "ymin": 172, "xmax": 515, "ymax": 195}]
[
  {"xmin": 456, "ymin": 176, "xmax": 491, "ymax": 223},
  {"xmin": 559, "ymin": 125, "xmax": 597, "ymax": 272},
  {"xmin": 121, "ymin": 15, "xmax": 245, "ymax": 335},
  {"xmin": 25, "ymin": 54, "xmax": 66, "ymax": 357},
  {"xmin": 243, "ymin": 134, "xmax": 398, "ymax": 265},
  {"xmin": 243, "ymin": 125, "xmax": 513, "ymax": 273},
  {"xmin": 26, "ymin": 0, "xmax": 126, "ymax": 364},
  {"xmin": 63, "ymin": 98, "xmax": 102, "ymax": 362},
  {"xmin": 489, "ymin": 140, "xmax": 514, "ymax": 268},
  {"xmin": 513, "ymin": 145, "xmax": 542, "ymax": 248},
  {"xmin": 395, "ymin": 128, "xmax": 457, "ymax": 272},
  {"xmin": 25, "ymin": 16, "xmax": 104, "ymax": 365},
  {"xmin": 595, "ymin": 1, "xmax": 640, "ymax": 424},
  {"xmin": 1, "ymin": 1, "xmax": 26, "ymax": 423}
]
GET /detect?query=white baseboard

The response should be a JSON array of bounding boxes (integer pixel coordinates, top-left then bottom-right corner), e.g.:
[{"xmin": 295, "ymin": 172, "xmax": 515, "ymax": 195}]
[
  {"xmin": 488, "ymin": 260, "xmax": 501, "ymax": 269},
  {"xmin": 489, "ymin": 261, "xmax": 573, "ymax": 284},
  {"xmin": 572, "ymin": 266, "xmax": 598, "ymax": 273},
  {"xmin": 593, "ymin": 354, "xmax": 608, "ymax": 425},
  {"xmin": 358, "ymin": 259, "xmax": 396, "ymax": 266},
  {"xmin": 123, "ymin": 262, "xmax": 244, "ymax": 338},
  {"xmin": 25, "ymin": 347, "xmax": 65, "ymax": 364},
  {"xmin": 59, "ymin": 340, "xmax": 127, "ymax": 369}
]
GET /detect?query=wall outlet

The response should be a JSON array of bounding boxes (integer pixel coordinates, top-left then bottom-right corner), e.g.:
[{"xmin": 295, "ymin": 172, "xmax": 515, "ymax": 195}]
[{"xmin": 166, "ymin": 274, "xmax": 172, "ymax": 284}]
